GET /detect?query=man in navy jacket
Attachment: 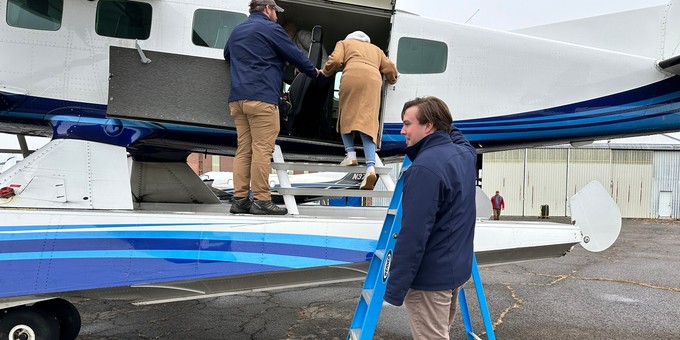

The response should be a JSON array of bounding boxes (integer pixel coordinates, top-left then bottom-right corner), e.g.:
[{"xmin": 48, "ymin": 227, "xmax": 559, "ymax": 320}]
[
  {"xmin": 384, "ymin": 96, "xmax": 477, "ymax": 339},
  {"xmin": 224, "ymin": 0, "xmax": 319, "ymax": 215}
]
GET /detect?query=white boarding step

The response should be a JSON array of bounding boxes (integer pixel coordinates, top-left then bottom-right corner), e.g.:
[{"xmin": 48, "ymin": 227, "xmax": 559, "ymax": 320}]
[
  {"xmin": 275, "ymin": 188, "xmax": 393, "ymax": 198},
  {"xmin": 271, "ymin": 162, "xmax": 391, "ymax": 175}
]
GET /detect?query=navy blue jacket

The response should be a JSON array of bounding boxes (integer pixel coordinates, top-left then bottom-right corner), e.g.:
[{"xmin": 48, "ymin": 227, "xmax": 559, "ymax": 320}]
[
  {"xmin": 384, "ymin": 128, "xmax": 477, "ymax": 306},
  {"xmin": 224, "ymin": 12, "xmax": 317, "ymax": 105}
]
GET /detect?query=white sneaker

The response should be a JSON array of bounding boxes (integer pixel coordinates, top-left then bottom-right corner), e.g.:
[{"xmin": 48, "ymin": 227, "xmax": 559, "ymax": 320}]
[
  {"xmin": 360, "ymin": 166, "xmax": 377, "ymax": 190},
  {"xmin": 340, "ymin": 152, "xmax": 358, "ymax": 166}
]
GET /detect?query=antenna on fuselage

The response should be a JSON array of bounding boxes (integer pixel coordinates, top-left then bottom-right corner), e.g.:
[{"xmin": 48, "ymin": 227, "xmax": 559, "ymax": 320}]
[{"xmin": 465, "ymin": 9, "xmax": 480, "ymax": 24}]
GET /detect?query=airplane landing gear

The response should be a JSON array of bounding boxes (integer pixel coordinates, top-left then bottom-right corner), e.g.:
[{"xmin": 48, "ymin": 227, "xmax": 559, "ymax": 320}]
[
  {"xmin": 0, "ymin": 306, "xmax": 59, "ymax": 340},
  {"xmin": 0, "ymin": 299, "xmax": 81, "ymax": 340},
  {"xmin": 34, "ymin": 299, "xmax": 81, "ymax": 340}
]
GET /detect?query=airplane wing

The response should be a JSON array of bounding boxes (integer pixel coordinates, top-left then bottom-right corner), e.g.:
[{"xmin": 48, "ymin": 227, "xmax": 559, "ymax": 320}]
[{"xmin": 0, "ymin": 140, "xmax": 620, "ymax": 307}]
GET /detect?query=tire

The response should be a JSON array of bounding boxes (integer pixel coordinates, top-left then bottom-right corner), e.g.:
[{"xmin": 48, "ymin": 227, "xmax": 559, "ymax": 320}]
[
  {"xmin": 34, "ymin": 299, "xmax": 81, "ymax": 340},
  {"xmin": 0, "ymin": 306, "xmax": 60, "ymax": 340}
]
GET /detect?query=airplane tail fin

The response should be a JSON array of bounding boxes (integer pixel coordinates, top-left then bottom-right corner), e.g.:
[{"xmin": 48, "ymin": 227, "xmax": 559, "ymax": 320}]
[
  {"xmin": 336, "ymin": 172, "xmax": 365, "ymax": 188},
  {"xmin": 569, "ymin": 181, "xmax": 621, "ymax": 252}
]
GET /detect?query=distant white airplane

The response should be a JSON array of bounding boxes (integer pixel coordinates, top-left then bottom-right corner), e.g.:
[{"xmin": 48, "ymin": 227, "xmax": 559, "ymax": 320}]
[{"xmin": 201, "ymin": 170, "xmax": 367, "ymax": 202}]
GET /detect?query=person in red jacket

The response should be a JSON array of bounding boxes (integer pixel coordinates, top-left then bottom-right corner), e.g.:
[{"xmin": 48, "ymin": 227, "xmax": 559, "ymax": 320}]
[{"xmin": 491, "ymin": 190, "xmax": 505, "ymax": 220}]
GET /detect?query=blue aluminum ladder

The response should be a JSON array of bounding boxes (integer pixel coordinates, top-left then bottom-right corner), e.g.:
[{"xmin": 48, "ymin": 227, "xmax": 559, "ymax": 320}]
[
  {"xmin": 347, "ymin": 157, "xmax": 410, "ymax": 340},
  {"xmin": 346, "ymin": 157, "xmax": 496, "ymax": 340},
  {"xmin": 458, "ymin": 255, "xmax": 496, "ymax": 340}
]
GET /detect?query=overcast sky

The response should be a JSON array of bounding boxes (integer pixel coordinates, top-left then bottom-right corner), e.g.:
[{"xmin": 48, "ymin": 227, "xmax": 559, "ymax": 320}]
[{"xmin": 396, "ymin": 0, "xmax": 669, "ymax": 30}]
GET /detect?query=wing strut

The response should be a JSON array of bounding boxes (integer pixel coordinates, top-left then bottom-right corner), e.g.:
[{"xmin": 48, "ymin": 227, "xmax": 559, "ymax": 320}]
[{"xmin": 656, "ymin": 55, "xmax": 680, "ymax": 75}]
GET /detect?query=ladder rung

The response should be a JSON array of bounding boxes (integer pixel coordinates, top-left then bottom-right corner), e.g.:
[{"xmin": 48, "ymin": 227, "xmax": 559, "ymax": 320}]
[
  {"xmin": 361, "ymin": 289, "xmax": 373, "ymax": 304},
  {"xmin": 349, "ymin": 328, "xmax": 361, "ymax": 340},
  {"xmin": 387, "ymin": 208, "xmax": 397, "ymax": 215},
  {"xmin": 271, "ymin": 162, "xmax": 392, "ymax": 175},
  {"xmin": 469, "ymin": 332, "xmax": 483, "ymax": 340},
  {"xmin": 373, "ymin": 249, "xmax": 385, "ymax": 260},
  {"xmin": 275, "ymin": 188, "xmax": 393, "ymax": 198}
]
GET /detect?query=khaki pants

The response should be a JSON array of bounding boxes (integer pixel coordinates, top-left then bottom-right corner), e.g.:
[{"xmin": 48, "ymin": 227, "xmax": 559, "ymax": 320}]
[
  {"xmin": 404, "ymin": 287, "xmax": 460, "ymax": 340},
  {"xmin": 229, "ymin": 100, "xmax": 280, "ymax": 201},
  {"xmin": 493, "ymin": 209, "xmax": 501, "ymax": 220}
]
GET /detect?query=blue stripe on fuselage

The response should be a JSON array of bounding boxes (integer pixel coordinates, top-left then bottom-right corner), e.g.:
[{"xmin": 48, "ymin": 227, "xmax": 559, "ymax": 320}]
[
  {"xmin": 0, "ymin": 238, "xmax": 372, "ymax": 263},
  {"xmin": 0, "ymin": 257, "xmax": 287, "ymax": 298}
]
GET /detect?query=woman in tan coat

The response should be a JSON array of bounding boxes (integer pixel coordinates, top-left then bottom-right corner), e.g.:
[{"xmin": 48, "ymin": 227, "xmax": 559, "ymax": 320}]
[{"xmin": 321, "ymin": 31, "xmax": 398, "ymax": 190}]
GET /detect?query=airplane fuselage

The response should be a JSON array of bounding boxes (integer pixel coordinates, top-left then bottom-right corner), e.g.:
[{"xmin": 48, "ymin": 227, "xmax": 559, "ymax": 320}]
[{"xmin": 2, "ymin": 0, "xmax": 680, "ymax": 161}]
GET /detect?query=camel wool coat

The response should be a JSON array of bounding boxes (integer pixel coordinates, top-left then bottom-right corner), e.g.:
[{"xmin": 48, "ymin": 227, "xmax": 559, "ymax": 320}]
[{"xmin": 322, "ymin": 39, "xmax": 398, "ymax": 143}]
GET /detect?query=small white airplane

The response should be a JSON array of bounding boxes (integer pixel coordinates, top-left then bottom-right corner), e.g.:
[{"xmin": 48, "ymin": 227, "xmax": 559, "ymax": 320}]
[
  {"xmin": 0, "ymin": 0, "xmax": 676, "ymax": 338},
  {"xmin": 201, "ymin": 170, "xmax": 367, "ymax": 202}
]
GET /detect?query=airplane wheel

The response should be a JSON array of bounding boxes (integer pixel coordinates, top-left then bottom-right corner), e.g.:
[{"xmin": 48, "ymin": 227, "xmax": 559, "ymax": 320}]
[
  {"xmin": 0, "ymin": 306, "xmax": 60, "ymax": 340},
  {"xmin": 34, "ymin": 299, "xmax": 81, "ymax": 340}
]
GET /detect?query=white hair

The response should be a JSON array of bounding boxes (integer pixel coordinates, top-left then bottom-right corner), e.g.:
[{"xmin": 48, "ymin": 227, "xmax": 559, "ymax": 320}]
[{"xmin": 345, "ymin": 31, "xmax": 370, "ymax": 43}]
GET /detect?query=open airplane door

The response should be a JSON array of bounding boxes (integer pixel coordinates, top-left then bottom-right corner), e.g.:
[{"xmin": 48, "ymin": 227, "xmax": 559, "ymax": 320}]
[
  {"xmin": 107, "ymin": 46, "xmax": 235, "ymax": 129},
  {"xmin": 383, "ymin": 11, "xmax": 466, "ymax": 125}
]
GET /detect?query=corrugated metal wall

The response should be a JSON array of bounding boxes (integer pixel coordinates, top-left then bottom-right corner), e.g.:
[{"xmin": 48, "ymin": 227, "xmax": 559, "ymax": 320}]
[
  {"xmin": 525, "ymin": 149, "xmax": 568, "ymax": 217},
  {"xmin": 480, "ymin": 149, "xmax": 525, "ymax": 216},
  {"xmin": 374, "ymin": 146, "xmax": 675, "ymax": 219},
  {"xmin": 652, "ymin": 151, "xmax": 680, "ymax": 218},
  {"xmin": 566, "ymin": 149, "xmax": 612, "ymax": 215},
  {"xmin": 483, "ymin": 147, "xmax": 660, "ymax": 218},
  {"xmin": 611, "ymin": 150, "xmax": 653, "ymax": 218}
]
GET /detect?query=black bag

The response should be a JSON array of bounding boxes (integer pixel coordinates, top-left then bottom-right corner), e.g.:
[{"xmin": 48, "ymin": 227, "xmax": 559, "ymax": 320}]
[{"xmin": 279, "ymin": 93, "xmax": 293, "ymax": 134}]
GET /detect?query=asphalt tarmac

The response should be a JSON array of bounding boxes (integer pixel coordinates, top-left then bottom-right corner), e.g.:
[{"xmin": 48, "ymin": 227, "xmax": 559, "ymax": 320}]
[{"xmin": 74, "ymin": 218, "xmax": 680, "ymax": 339}]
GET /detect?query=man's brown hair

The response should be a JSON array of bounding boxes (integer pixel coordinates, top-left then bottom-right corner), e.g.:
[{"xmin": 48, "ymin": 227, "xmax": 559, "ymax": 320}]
[
  {"xmin": 401, "ymin": 96, "xmax": 452, "ymax": 133},
  {"xmin": 249, "ymin": 2, "xmax": 265, "ymax": 13}
]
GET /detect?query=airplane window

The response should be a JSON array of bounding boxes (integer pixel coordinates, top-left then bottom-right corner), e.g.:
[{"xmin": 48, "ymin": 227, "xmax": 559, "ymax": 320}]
[
  {"xmin": 396, "ymin": 37, "xmax": 448, "ymax": 74},
  {"xmin": 6, "ymin": 0, "xmax": 63, "ymax": 31},
  {"xmin": 95, "ymin": 0, "xmax": 152, "ymax": 40},
  {"xmin": 192, "ymin": 9, "xmax": 246, "ymax": 49}
]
